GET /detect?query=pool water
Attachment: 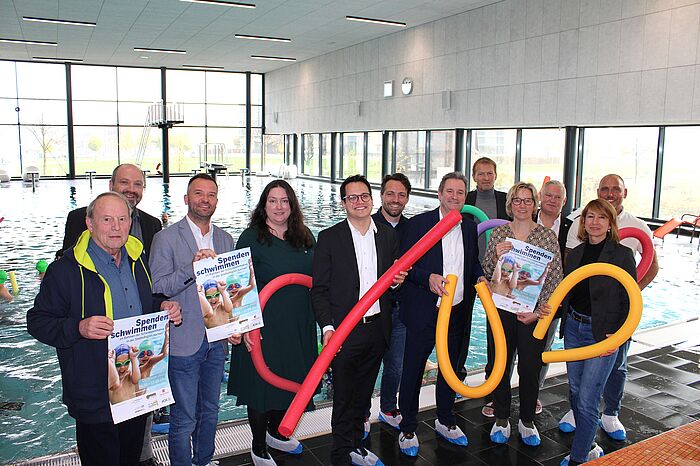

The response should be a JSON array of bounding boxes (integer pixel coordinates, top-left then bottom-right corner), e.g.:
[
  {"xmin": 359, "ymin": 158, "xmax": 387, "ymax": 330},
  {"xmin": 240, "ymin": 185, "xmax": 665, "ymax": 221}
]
[{"xmin": 0, "ymin": 176, "xmax": 697, "ymax": 463}]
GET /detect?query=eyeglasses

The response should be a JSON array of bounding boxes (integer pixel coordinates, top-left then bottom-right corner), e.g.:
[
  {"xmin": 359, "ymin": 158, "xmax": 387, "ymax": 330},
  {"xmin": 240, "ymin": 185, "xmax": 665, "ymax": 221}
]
[
  {"xmin": 115, "ymin": 359, "xmax": 131, "ymax": 368},
  {"xmin": 512, "ymin": 197, "xmax": 534, "ymax": 206},
  {"xmin": 206, "ymin": 291, "xmax": 221, "ymax": 299},
  {"xmin": 138, "ymin": 349, "xmax": 154, "ymax": 359},
  {"xmin": 343, "ymin": 193, "xmax": 371, "ymax": 203}
]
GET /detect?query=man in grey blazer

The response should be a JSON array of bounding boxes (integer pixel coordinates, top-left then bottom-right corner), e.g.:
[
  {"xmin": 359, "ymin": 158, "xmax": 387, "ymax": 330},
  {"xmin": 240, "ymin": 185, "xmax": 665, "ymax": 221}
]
[{"xmin": 149, "ymin": 174, "xmax": 237, "ymax": 466}]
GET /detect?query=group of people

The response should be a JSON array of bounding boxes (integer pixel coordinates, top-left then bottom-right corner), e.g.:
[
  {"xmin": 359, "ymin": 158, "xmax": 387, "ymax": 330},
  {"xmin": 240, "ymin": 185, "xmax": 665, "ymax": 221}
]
[{"xmin": 26, "ymin": 158, "xmax": 657, "ymax": 466}]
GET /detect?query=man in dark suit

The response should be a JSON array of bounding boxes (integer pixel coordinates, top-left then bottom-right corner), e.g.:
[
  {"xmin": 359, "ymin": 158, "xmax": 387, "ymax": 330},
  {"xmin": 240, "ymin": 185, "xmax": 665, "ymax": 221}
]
[
  {"xmin": 465, "ymin": 157, "xmax": 510, "ymax": 417},
  {"xmin": 59, "ymin": 163, "xmax": 162, "ymax": 263},
  {"xmin": 397, "ymin": 172, "xmax": 485, "ymax": 457},
  {"xmin": 312, "ymin": 175, "xmax": 407, "ymax": 466},
  {"xmin": 58, "ymin": 162, "xmax": 164, "ymax": 466}
]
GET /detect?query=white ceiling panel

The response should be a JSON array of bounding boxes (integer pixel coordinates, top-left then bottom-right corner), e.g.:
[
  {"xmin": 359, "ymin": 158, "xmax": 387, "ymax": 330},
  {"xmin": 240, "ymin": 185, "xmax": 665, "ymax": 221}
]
[{"xmin": 0, "ymin": 0, "xmax": 499, "ymax": 72}]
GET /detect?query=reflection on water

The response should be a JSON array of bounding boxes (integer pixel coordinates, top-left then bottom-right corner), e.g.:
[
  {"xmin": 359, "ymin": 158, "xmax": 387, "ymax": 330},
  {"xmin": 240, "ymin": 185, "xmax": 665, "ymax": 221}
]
[{"xmin": 0, "ymin": 176, "xmax": 697, "ymax": 463}]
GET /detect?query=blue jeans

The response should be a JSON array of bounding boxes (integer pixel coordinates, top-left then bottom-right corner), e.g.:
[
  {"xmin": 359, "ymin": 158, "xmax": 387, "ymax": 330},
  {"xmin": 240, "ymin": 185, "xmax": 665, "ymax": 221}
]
[
  {"xmin": 603, "ymin": 339, "xmax": 630, "ymax": 416},
  {"xmin": 564, "ymin": 317, "xmax": 618, "ymax": 463},
  {"xmin": 168, "ymin": 337, "xmax": 226, "ymax": 466},
  {"xmin": 380, "ymin": 306, "xmax": 406, "ymax": 413}
]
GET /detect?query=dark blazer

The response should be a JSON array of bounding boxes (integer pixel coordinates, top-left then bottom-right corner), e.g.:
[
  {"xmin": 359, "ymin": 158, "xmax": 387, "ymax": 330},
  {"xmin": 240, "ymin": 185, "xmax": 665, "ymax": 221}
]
[
  {"xmin": 60, "ymin": 206, "xmax": 162, "ymax": 261},
  {"xmin": 466, "ymin": 189, "xmax": 509, "ymax": 220},
  {"xmin": 560, "ymin": 238, "xmax": 637, "ymax": 342},
  {"xmin": 399, "ymin": 208, "xmax": 484, "ymax": 332},
  {"xmin": 311, "ymin": 219, "xmax": 399, "ymax": 344}
]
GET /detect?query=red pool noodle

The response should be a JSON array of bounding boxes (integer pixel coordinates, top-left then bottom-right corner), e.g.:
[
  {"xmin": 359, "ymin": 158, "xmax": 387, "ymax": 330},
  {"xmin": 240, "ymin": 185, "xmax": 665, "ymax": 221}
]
[
  {"xmin": 278, "ymin": 209, "xmax": 462, "ymax": 437},
  {"xmin": 249, "ymin": 273, "xmax": 312, "ymax": 393},
  {"xmin": 619, "ymin": 227, "xmax": 653, "ymax": 280}
]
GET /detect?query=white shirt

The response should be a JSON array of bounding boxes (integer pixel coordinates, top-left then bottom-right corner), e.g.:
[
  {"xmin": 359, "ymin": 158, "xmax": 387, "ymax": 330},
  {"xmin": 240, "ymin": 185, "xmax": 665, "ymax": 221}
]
[
  {"xmin": 185, "ymin": 215, "xmax": 214, "ymax": 251},
  {"xmin": 537, "ymin": 211, "xmax": 561, "ymax": 236},
  {"xmin": 438, "ymin": 209, "xmax": 465, "ymax": 306},
  {"xmin": 348, "ymin": 218, "xmax": 381, "ymax": 318},
  {"xmin": 565, "ymin": 207, "xmax": 653, "ymax": 258}
]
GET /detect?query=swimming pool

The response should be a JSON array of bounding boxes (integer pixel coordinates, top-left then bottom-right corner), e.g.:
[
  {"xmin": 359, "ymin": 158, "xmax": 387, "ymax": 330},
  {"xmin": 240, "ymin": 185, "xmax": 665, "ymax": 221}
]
[{"xmin": 0, "ymin": 176, "xmax": 697, "ymax": 464}]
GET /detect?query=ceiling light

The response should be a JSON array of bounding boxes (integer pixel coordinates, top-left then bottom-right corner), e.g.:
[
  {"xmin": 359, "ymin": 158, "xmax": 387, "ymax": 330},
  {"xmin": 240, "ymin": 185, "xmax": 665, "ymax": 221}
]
[
  {"xmin": 139, "ymin": 56, "xmax": 149, "ymax": 59},
  {"xmin": 251, "ymin": 54, "xmax": 296, "ymax": 62},
  {"xmin": 134, "ymin": 47, "xmax": 186, "ymax": 54},
  {"xmin": 0, "ymin": 38, "xmax": 57, "ymax": 46},
  {"xmin": 179, "ymin": 0, "xmax": 255, "ymax": 8},
  {"xmin": 182, "ymin": 64, "xmax": 225, "ymax": 70},
  {"xmin": 346, "ymin": 15, "xmax": 406, "ymax": 27},
  {"xmin": 33, "ymin": 56, "xmax": 83, "ymax": 63},
  {"xmin": 23, "ymin": 16, "xmax": 96, "ymax": 27},
  {"xmin": 235, "ymin": 34, "xmax": 290, "ymax": 43}
]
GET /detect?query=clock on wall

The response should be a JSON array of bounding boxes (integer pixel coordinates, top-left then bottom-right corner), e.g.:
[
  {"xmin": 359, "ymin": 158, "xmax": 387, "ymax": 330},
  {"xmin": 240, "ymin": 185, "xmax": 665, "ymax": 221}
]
[{"xmin": 401, "ymin": 77, "xmax": 413, "ymax": 95}]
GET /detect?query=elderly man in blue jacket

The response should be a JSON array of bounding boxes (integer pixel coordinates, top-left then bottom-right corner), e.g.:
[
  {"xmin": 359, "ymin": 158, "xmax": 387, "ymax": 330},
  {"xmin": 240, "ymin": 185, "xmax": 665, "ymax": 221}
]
[{"xmin": 28, "ymin": 191, "xmax": 181, "ymax": 466}]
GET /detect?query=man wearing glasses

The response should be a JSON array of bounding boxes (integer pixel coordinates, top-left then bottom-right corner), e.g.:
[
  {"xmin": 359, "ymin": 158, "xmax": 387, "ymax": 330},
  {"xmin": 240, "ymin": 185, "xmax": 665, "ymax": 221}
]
[
  {"xmin": 397, "ymin": 172, "xmax": 485, "ymax": 457},
  {"xmin": 28, "ymin": 191, "xmax": 181, "ymax": 466},
  {"xmin": 311, "ymin": 175, "xmax": 407, "ymax": 466}
]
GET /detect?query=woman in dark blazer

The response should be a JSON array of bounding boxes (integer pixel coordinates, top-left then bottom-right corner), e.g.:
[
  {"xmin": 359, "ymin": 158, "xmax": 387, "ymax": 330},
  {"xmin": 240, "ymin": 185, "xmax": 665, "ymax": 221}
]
[{"xmin": 559, "ymin": 199, "xmax": 637, "ymax": 466}]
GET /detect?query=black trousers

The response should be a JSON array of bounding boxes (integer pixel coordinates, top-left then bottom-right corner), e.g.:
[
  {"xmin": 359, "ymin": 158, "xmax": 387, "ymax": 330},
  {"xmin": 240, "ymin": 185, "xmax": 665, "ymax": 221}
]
[
  {"xmin": 76, "ymin": 414, "xmax": 148, "ymax": 466},
  {"xmin": 398, "ymin": 301, "xmax": 468, "ymax": 434},
  {"xmin": 489, "ymin": 310, "xmax": 545, "ymax": 423},
  {"xmin": 330, "ymin": 320, "xmax": 385, "ymax": 466},
  {"xmin": 455, "ymin": 289, "xmax": 477, "ymax": 381}
]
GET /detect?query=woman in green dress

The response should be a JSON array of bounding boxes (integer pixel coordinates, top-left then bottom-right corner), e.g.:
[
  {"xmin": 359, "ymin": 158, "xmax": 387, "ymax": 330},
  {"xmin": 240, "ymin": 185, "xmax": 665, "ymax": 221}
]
[{"xmin": 228, "ymin": 180, "xmax": 316, "ymax": 466}]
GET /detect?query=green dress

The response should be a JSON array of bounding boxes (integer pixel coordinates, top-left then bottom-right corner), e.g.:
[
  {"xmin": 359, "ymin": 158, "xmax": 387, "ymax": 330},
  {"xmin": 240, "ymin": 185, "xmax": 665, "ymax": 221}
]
[{"xmin": 227, "ymin": 227, "xmax": 317, "ymax": 411}]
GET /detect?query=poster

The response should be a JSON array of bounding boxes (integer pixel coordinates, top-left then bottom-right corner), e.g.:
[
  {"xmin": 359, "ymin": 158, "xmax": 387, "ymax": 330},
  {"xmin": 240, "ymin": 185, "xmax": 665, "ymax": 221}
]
[
  {"xmin": 108, "ymin": 311, "xmax": 174, "ymax": 424},
  {"xmin": 193, "ymin": 248, "xmax": 264, "ymax": 342},
  {"xmin": 490, "ymin": 238, "xmax": 554, "ymax": 313}
]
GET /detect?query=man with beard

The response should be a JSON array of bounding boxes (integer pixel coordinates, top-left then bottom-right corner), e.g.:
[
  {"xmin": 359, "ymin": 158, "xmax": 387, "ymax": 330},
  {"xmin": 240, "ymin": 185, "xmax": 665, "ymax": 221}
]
[
  {"xmin": 363, "ymin": 173, "xmax": 411, "ymax": 435},
  {"xmin": 60, "ymin": 163, "xmax": 162, "ymax": 262},
  {"xmin": 149, "ymin": 174, "xmax": 238, "ymax": 466},
  {"xmin": 59, "ymin": 163, "xmax": 164, "ymax": 465}
]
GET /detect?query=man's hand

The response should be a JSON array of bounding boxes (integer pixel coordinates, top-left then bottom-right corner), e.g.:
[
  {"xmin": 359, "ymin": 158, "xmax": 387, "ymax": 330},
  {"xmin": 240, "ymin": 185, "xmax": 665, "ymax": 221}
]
[
  {"xmin": 228, "ymin": 333, "xmax": 243, "ymax": 345},
  {"xmin": 161, "ymin": 301, "xmax": 182, "ymax": 326},
  {"xmin": 193, "ymin": 249, "xmax": 217, "ymax": 263},
  {"xmin": 392, "ymin": 269, "xmax": 408, "ymax": 286},
  {"xmin": 79, "ymin": 316, "xmax": 114, "ymax": 339},
  {"xmin": 322, "ymin": 329, "xmax": 334, "ymax": 347},
  {"xmin": 428, "ymin": 273, "xmax": 448, "ymax": 296}
]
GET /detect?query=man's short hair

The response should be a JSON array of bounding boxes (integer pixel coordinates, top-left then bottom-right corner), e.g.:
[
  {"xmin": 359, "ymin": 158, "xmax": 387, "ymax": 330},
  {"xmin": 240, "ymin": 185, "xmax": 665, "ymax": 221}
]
[
  {"xmin": 187, "ymin": 173, "xmax": 218, "ymax": 191},
  {"xmin": 111, "ymin": 164, "xmax": 146, "ymax": 184},
  {"xmin": 340, "ymin": 175, "xmax": 372, "ymax": 199},
  {"xmin": 438, "ymin": 171, "xmax": 468, "ymax": 193},
  {"xmin": 599, "ymin": 173, "xmax": 626, "ymax": 189},
  {"xmin": 380, "ymin": 173, "xmax": 411, "ymax": 195},
  {"xmin": 471, "ymin": 157, "xmax": 498, "ymax": 176},
  {"xmin": 505, "ymin": 182, "xmax": 539, "ymax": 217},
  {"xmin": 542, "ymin": 179, "xmax": 567, "ymax": 200},
  {"xmin": 86, "ymin": 192, "xmax": 133, "ymax": 220}
]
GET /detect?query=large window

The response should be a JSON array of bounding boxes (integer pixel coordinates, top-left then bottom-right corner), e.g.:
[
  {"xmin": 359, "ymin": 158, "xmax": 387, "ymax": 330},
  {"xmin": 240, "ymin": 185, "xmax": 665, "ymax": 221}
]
[
  {"xmin": 0, "ymin": 62, "xmax": 68, "ymax": 177},
  {"xmin": 396, "ymin": 131, "xmax": 426, "ymax": 190},
  {"xmin": 302, "ymin": 134, "xmax": 319, "ymax": 176},
  {"xmin": 581, "ymin": 127, "xmax": 658, "ymax": 217},
  {"xmin": 342, "ymin": 133, "xmax": 365, "ymax": 177},
  {"xmin": 520, "ymin": 128, "xmax": 566, "ymax": 188},
  {"xmin": 72, "ymin": 65, "xmax": 162, "ymax": 175},
  {"xmin": 429, "ymin": 130, "xmax": 455, "ymax": 189},
  {"xmin": 366, "ymin": 132, "xmax": 383, "ymax": 183},
  {"xmin": 263, "ymin": 134, "xmax": 284, "ymax": 175},
  {"xmin": 321, "ymin": 134, "xmax": 331, "ymax": 178},
  {"xmin": 659, "ymin": 126, "xmax": 700, "ymax": 219},
  {"xmin": 472, "ymin": 129, "xmax": 516, "ymax": 190}
]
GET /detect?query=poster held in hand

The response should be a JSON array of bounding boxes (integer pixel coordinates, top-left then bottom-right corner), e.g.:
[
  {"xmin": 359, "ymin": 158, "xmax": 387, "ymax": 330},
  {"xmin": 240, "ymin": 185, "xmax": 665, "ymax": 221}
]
[
  {"xmin": 490, "ymin": 238, "xmax": 553, "ymax": 313},
  {"xmin": 193, "ymin": 248, "xmax": 263, "ymax": 342},
  {"xmin": 108, "ymin": 311, "xmax": 174, "ymax": 424}
]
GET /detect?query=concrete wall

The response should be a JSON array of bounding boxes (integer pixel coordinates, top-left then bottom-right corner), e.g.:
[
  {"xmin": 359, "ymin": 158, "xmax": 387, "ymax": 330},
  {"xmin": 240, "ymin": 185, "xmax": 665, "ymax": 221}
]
[{"xmin": 265, "ymin": 0, "xmax": 700, "ymax": 134}]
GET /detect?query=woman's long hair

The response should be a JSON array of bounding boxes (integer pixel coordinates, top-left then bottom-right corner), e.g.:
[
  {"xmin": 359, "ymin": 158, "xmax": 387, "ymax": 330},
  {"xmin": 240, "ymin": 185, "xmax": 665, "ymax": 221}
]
[
  {"xmin": 576, "ymin": 198, "xmax": 620, "ymax": 243},
  {"xmin": 250, "ymin": 180, "xmax": 313, "ymax": 249}
]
